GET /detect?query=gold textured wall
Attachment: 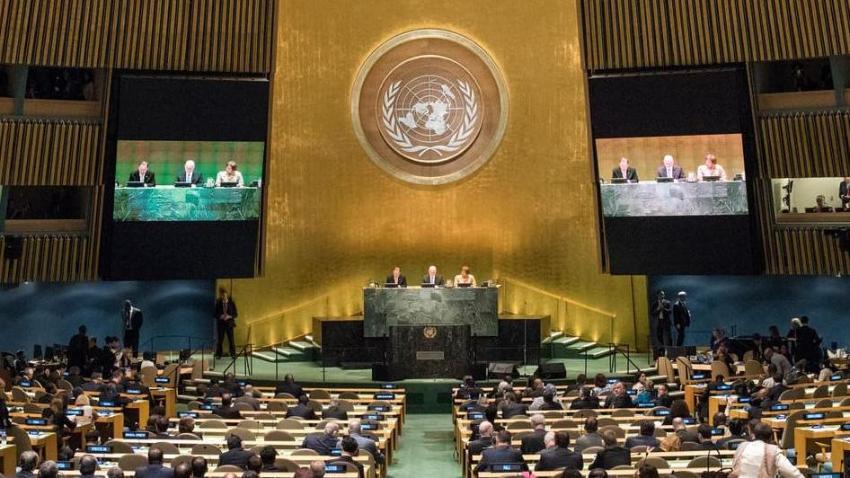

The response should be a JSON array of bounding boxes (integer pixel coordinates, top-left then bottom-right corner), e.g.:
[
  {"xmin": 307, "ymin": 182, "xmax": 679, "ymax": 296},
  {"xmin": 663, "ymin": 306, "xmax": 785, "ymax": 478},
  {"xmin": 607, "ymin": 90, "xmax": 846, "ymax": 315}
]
[{"xmin": 229, "ymin": 0, "xmax": 649, "ymax": 350}]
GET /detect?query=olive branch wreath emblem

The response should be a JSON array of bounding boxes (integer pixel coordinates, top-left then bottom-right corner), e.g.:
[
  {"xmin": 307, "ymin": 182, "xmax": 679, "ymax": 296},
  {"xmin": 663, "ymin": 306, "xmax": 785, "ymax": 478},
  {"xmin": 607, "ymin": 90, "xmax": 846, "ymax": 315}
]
[{"xmin": 381, "ymin": 80, "xmax": 478, "ymax": 157}]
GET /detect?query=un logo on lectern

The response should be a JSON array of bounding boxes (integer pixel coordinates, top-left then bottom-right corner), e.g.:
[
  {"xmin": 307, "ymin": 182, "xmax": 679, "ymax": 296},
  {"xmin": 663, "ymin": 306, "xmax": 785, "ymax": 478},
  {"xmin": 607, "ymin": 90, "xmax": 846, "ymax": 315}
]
[
  {"xmin": 352, "ymin": 29, "xmax": 508, "ymax": 185},
  {"xmin": 423, "ymin": 326, "xmax": 438, "ymax": 339}
]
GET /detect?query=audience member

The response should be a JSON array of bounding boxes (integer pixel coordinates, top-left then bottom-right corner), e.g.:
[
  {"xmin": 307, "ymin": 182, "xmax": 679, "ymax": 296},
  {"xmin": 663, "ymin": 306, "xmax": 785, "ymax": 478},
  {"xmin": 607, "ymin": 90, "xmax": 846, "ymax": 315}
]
[
  {"xmin": 286, "ymin": 395, "xmax": 317, "ymax": 420},
  {"xmin": 476, "ymin": 430, "xmax": 524, "ymax": 472},
  {"xmin": 323, "ymin": 399, "xmax": 349, "ymax": 420},
  {"xmin": 330, "ymin": 436, "xmax": 365, "ymax": 478},
  {"xmin": 602, "ymin": 382, "xmax": 634, "ymax": 408},
  {"xmin": 106, "ymin": 467, "xmax": 124, "ymax": 478},
  {"xmin": 346, "ymin": 419, "xmax": 383, "ymax": 464},
  {"xmin": 213, "ymin": 393, "xmax": 243, "ymax": 419},
  {"xmin": 718, "ymin": 419, "xmax": 747, "ymax": 449},
  {"xmin": 173, "ymin": 463, "xmax": 191, "ymax": 478},
  {"xmin": 302, "ymin": 422, "xmax": 340, "ymax": 455},
  {"xmin": 37, "ymin": 461, "xmax": 59, "ymax": 478},
  {"xmin": 134, "ymin": 448, "xmax": 174, "ymax": 478},
  {"xmin": 520, "ymin": 414, "xmax": 548, "ymax": 454},
  {"xmin": 309, "ymin": 460, "xmax": 326, "ymax": 478},
  {"xmin": 731, "ymin": 423, "xmax": 802, "ymax": 478},
  {"xmin": 570, "ymin": 387, "xmax": 600, "ymax": 410},
  {"xmin": 696, "ymin": 424, "xmax": 716, "ymax": 450},
  {"xmin": 654, "ymin": 384, "xmax": 673, "ymax": 408},
  {"xmin": 259, "ymin": 446, "xmax": 278, "ymax": 471},
  {"xmin": 662, "ymin": 399, "xmax": 691, "ymax": 425},
  {"xmin": 246, "ymin": 455, "xmax": 262, "ymax": 475},
  {"xmin": 764, "ymin": 347, "xmax": 791, "ymax": 378},
  {"xmin": 589, "ymin": 429, "xmax": 630, "ymax": 469},
  {"xmin": 624, "ymin": 421, "xmax": 659, "ymax": 450},
  {"xmin": 500, "ymin": 392, "xmax": 528, "ymax": 418},
  {"xmin": 535, "ymin": 431, "xmax": 582, "ymax": 471},
  {"xmin": 274, "ymin": 374, "xmax": 305, "ymax": 399},
  {"xmin": 219, "ymin": 435, "xmax": 254, "ymax": 469},
  {"xmin": 17, "ymin": 450, "xmax": 39, "ymax": 478},
  {"xmin": 574, "ymin": 418, "xmax": 604, "ymax": 453},
  {"xmin": 191, "ymin": 457, "xmax": 208, "ymax": 478},
  {"xmin": 636, "ymin": 464, "xmax": 660, "ymax": 478},
  {"xmin": 468, "ymin": 420, "xmax": 495, "ymax": 456}
]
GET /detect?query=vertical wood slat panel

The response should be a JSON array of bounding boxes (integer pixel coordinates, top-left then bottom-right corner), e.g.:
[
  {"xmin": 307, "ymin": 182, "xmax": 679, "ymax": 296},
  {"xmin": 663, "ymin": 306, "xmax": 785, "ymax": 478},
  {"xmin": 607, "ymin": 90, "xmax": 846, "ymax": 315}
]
[
  {"xmin": 581, "ymin": 0, "xmax": 850, "ymax": 70},
  {"xmin": 0, "ymin": 118, "xmax": 101, "ymax": 186},
  {"xmin": 759, "ymin": 112, "xmax": 850, "ymax": 178}
]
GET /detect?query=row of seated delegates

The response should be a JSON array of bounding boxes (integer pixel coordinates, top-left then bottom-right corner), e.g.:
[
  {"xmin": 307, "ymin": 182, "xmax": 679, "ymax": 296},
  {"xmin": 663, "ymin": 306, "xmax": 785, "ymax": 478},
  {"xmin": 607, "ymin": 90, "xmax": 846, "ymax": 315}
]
[
  {"xmin": 610, "ymin": 154, "xmax": 729, "ymax": 183},
  {"xmin": 472, "ymin": 412, "xmax": 801, "ymax": 477},
  {"xmin": 127, "ymin": 160, "xmax": 246, "ymax": 187},
  {"xmin": 385, "ymin": 264, "xmax": 477, "ymax": 287}
]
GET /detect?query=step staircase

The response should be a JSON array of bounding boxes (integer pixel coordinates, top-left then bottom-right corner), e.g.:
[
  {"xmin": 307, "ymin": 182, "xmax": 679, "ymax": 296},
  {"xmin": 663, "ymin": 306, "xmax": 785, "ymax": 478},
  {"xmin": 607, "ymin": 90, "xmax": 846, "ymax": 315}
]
[
  {"xmin": 543, "ymin": 330, "xmax": 615, "ymax": 360},
  {"xmin": 251, "ymin": 335, "xmax": 321, "ymax": 363}
]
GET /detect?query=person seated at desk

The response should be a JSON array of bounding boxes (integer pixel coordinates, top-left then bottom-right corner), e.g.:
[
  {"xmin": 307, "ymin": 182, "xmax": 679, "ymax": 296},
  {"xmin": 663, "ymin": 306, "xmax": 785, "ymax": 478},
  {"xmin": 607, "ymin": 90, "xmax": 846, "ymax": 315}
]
[
  {"xmin": 574, "ymin": 417, "xmax": 604, "ymax": 453},
  {"xmin": 216, "ymin": 160, "xmax": 244, "ymax": 187},
  {"xmin": 569, "ymin": 387, "xmax": 599, "ymax": 410},
  {"xmin": 128, "ymin": 160, "xmax": 156, "ymax": 186},
  {"xmin": 469, "ymin": 420, "xmax": 495, "ymax": 456},
  {"xmin": 323, "ymin": 398, "xmax": 349, "ymax": 420},
  {"xmin": 535, "ymin": 431, "xmax": 582, "ymax": 471},
  {"xmin": 475, "ymin": 430, "xmax": 525, "ymax": 473},
  {"xmin": 588, "ymin": 429, "xmax": 630, "ymax": 469},
  {"xmin": 422, "ymin": 265, "xmax": 444, "ymax": 286},
  {"xmin": 176, "ymin": 159, "xmax": 203, "ymax": 186},
  {"xmin": 213, "ymin": 392, "xmax": 243, "ymax": 419},
  {"xmin": 454, "ymin": 265, "xmax": 477, "ymax": 287},
  {"xmin": 840, "ymin": 177, "xmax": 850, "ymax": 210},
  {"xmin": 499, "ymin": 392, "xmax": 528, "ymax": 418},
  {"xmin": 656, "ymin": 154, "xmax": 685, "ymax": 180},
  {"xmin": 328, "ymin": 437, "xmax": 365, "ymax": 478},
  {"xmin": 520, "ymin": 414, "xmax": 548, "ymax": 454},
  {"xmin": 303, "ymin": 422, "xmax": 341, "ymax": 455},
  {"xmin": 385, "ymin": 265, "xmax": 407, "ymax": 287},
  {"xmin": 346, "ymin": 419, "xmax": 384, "ymax": 465},
  {"xmin": 275, "ymin": 373, "xmax": 305, "ymax": 399},
  {"xmin": 286, "ymin": 394, "xmax": 317, "ymax": 419},
  {"xmin": 611, "ymin": 157, "xmax": 638, "ymax": 183},
  {"xmin": 219, "ymin": 435, "xmax": 254, "ymax": 469},
  {"xmin": 602, "ymin": 381, "xmax": 634, "ymax": 408},
  {"xmin": 624, "ymin": 420, "xmax": 660, "ymax": 450},
  {"xmin": 697, "ymin": 153, "xmax": 727, "ymax": 181},
  {"xmin": 808, "ymin": 194, "xmax": 834, "ymax": 213}
]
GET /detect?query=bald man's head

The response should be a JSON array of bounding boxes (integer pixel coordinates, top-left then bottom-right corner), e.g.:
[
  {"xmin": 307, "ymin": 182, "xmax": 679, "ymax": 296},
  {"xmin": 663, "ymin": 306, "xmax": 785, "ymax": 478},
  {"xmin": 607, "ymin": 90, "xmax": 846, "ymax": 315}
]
[{"xmin": 478, "ymin": 420, "xmax": 494, "ymax": 437}]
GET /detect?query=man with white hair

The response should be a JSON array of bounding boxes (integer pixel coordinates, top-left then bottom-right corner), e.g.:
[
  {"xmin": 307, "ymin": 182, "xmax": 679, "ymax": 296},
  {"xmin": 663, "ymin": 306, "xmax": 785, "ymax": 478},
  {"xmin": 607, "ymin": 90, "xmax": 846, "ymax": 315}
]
[
  {"xmin": 656, "ymin": 154, "xmax": 685, "ymax": 180},
  {"xmin": 468, "ymin": 420, "xmax": 495, "ymax": 456},
  {"xmin": 520, "ymin": 414, "xmax": 548, "ymax": 454},
  {"xmin": 421, "ymin": 265, "xmax": 444, "ymax": 286},
  {"xmin": 536, "ymin": 431, "xmax": 582, "ymax": 471},
  {"xmin": 177, "ymin": 159, "xmax": 203, "ymax": 185},
  {"xmin": 301, "ymin": 422, "xmax": 340, "ymax": 455},
  {"xmin": 345, "ymin": 419, "xmax": 383, "ymax": 464},
  {"xmin": 603, "ymin": 381, "xmax": 634, "ymax": 408}
]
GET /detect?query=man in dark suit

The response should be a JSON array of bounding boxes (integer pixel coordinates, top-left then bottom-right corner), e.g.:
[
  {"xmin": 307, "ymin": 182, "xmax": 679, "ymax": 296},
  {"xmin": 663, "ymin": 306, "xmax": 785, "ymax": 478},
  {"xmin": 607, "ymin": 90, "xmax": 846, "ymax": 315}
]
[
  {"xmin": 347, "ymin": 419, "xmax": 384, "ymax": 465},
  {"xmin": 327, "ymin": 437, "xmax": 364, "ymax": 478},
  {"xmin": 651, "ymin": 290, "xmax": 673, "ymax": 347},
  {"xmin": 535, "ymin": 431, "xmax": 582, "ymax": 471},
  {"xmin": 656, "ymin": 155, "xmax": 685, "ymax": 180},
  {"xmin": 286, "ymin": 394, "xmax": 317, "ymax": 419},
  {"xmin": 840, "ymin": 178, "xmax": 850, "ymax": 209},
  {"xmin": 176, "ymin": 160, "xmax": 203, "ymax": 185},
  {"xmin": 624, "ymin": 421, "xmax": 660, "ymax": 449},
  {"xmin": 67, "ymin": 325, "xmax": 89, "ymax": 370},
  {"xmin": 213, "ymin": 393, "xmax": 243, "ymax": 419},
  {"xmin": 421, "ymin": 265, "xmax": 444, "ymax": 286},
  {"xmin": 218, "ymin": 435, "xmax": 254, "ymax": 469},
  {"xmin": 135, "ymin": 448, "xmax": 175, "ymax": 478},
  {"xmin": 78, "ymin": 455, "xmax": 98, "ymax": 478},
  {"xmin": 215, "ymin": 288, "xmax": 238, "ymax": 359},
  {"xmin": 385, "ymin": 266, "xmax": 407, "ymax": 287},
  {"xmin": 611, "ymin": 157, "xmax": 639, "ymax": 183},
  {"xmin": 322, "ymin": 399, "xmax": 349, "ymax": 420},
  {"xmin": 589, "ymin": 429, "xmax": 630, "ymax": 469},
  {"xmin": 603, "ymin": 382, "xmax": 634, "ymax": 409},
  {"xmin": 16, "ymin": 450, "xmax": 39, "ymax": 478},
  {"xmin": 468, "ymin": 421, "xmax": 495, "ymax": 456},
  {"xmin": 696, "ymin": 424, "xmax": 717, "ymax": 450},
  {"xmin": 520, "ymin": 414, "xmax": 547, "ymax": 454},
  {"xmin": 275, "ymin": 374, "xmax": 305, "ymax": 399},
  {"xmin": 302, "ymin": 422, "xmax": 340, "ymax": 455},
  {"xmin": 476, "ymin": 430, "xmax": 525, "ymax": 472},
  {"xmin": 235, "ymin": 386, "xmax": 262, "ymax": 411},
  {"xmin": 499, "ymin": 393, "xmax": 528, "ymax": 418},
  {"xmin": 672, "ymin": 291, "xmax": 691, "ymax": 346},
  {"xmin": 121, "ymin": 300, "xmax": 143, "ymax": 357},
  {"xmin": 128, "ymin": 161, "xmax": 156, "ymax": 186}
]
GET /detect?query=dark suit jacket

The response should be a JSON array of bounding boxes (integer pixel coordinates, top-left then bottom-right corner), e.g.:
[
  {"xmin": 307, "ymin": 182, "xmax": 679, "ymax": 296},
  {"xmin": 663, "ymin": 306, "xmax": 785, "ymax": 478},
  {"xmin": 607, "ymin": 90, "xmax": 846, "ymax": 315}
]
[
  {"xmin": 68, "ymin": 332, "xmax": 89, "ymax": 368},
  {"xmin": 520, "ymin": 429, "xmax": 547, "ymax": 454},
  {"xmin": 176, "ymin": 171, "xmax": 204, "ymax": 185},
  {"xmin": 322, "ymin": 406, "xmax": 349, "ymax": 420},
  {"xmin": 501, "ymin": 402, "xmax": 528, "ymax": 418},
  {"xmin": 327, "ymin": 456, "xmax": 364, "ymax": 478},
  {"xmin": 603, "ymin": 393, "xmax": 634, "ymax": 409},
  {"xmin": 302, "ymin": 433, "xmax": 339, "ymax": 455},
  {"xmin": 673, "ymin": 301, "xmax": 691, "ymax": 328},
  {"xmin": 656, "ymin": 165, "xmax": 685, "ymax": 179},
  {"xmin": 16, "ymin": 471, "xmax": 35, "ymax": 478},
  {"xmin": 468, "ymin": 436, "xmax": 494, "ymax": 456},
  {"xmin": 286, "ymin": 404, "xmax": 317, "ymax": 420},
  {"xmin": 535, "ymin": 446, "xmax": 583, "ymax": 471},
  {"xmin": 624, "ymin": 434, "xmax": 659, "ymax": 449},
  {"xmin": 570, "ymin": 397, "xmax": 600, "ymax": 410},
  {"xmin": 218, "ymin": 448, "xmax": 254, "ymax": 469},
  {"xmin": 128, "ymin": 171, "xmax": 156, "ymax": 186},
  {"xmin": 421, "ymin": 274, "xmax": 445, "ymax": 286},
  {"xmin": 385, "ymin": 275, "xmax": 407, "ymax": 286},
  {"xmin": 476, "ymin": 445, "xmax": 525, "ymax": 472},
  {"xmin": 611, "ymin": 167, "xmax": 639, "ymax": 182},
  {"xmin": 134, "ymin": 464, "xmax": 175, "ymax": 478},
  {"xmin": 215, "ymin": 299, "xmax": 238, "ymax": 329},
  {"xmin": 275, "ymin": 382, "xmax": 304, "ymax": 399},
  {"xmin": 212, "ymin": 405, "xmax": 242, "ymax": 419},
  {"xmin": 589, "ymin": 446, "xmax": 631, "ymax": 469},
  {"xmin": 235, "ymin": 395, "xmax": 261, "ymax": 411}
]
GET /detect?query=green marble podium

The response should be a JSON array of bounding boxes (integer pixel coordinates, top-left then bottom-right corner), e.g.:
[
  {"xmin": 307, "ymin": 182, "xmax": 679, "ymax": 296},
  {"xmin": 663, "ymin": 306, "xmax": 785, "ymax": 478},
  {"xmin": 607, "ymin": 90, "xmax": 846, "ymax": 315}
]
[
  {"xmin": 363, "ymin": 286, "xmax": 499, "ymax": 338},
  {"xmin": 600, "ymin": 180, "xmax": 748, "ymax": 217},
  {"xmin": 113, "ymin": 186, "xmax": 260, "ymax": 221}
]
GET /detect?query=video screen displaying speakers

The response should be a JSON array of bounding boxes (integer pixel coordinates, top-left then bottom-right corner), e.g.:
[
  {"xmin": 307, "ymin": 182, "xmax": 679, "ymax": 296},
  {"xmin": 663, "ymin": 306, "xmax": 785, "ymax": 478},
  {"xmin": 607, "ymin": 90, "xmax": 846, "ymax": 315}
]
[
  {"xmin": 102, "ymin": 75, "xmax": 269, "ymax": 280},
  {"xmin": 588, "ymin": 68, "xmax": 759, "ymax": 275}
]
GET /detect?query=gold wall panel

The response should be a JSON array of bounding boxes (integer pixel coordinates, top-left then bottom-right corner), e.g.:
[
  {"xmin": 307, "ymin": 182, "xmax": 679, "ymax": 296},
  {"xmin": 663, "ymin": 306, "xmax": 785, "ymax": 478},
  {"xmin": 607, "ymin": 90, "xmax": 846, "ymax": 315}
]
[
  {"xmin": 581, "ymin": 0, "xmax": 850, "ymax": 70},
  {"xmin": 229, "ymin": 0, "xmax": 648, "ymax": 351},
  {"xmin": 0, "ymin": 118, "xmax": 102, "ymax": 186},
  {"xmin": 759, "ymin": 112, "xmax": 850, "ymax": 178}
]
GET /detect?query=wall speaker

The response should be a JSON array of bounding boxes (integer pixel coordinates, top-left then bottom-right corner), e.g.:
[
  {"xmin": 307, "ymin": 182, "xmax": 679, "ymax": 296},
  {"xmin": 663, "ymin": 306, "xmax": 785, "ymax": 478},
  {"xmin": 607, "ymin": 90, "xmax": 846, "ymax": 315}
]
[{"xmin": 487, "ymin": 362, "xmax": 519, "ymax": 379}]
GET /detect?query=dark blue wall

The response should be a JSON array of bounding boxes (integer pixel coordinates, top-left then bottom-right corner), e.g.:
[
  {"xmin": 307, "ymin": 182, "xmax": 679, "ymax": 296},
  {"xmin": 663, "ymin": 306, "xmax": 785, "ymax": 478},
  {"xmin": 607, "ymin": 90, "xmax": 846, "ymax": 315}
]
[
  {"xmin": 648, "ymin": 275, "xmax": 850, "ymax": 348},
  {"xmin": 0, "ymin": 281, "xmax": 215, "ymax": 355}
]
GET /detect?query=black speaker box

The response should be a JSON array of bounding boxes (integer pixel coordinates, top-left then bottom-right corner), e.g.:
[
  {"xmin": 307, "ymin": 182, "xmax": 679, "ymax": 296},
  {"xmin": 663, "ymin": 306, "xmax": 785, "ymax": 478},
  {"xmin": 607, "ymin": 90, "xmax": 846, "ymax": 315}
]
[
  {"xmin": 371, "ymin": 364, "xmax": 393, "ymax": 382},
  {"xmin": 4, "ymin": 237, "xmax": 22, "ymax": 260},
  {"xmin": 470, "ymin": 362, "xmax": 488, "ymax": 381},
  {"xmin": 664, "ymin": 346, "xmax": 696, "ymax": 359},
  {"xmin": 535, "ymin": 362, "xmax": 567, "ymax": 380}
]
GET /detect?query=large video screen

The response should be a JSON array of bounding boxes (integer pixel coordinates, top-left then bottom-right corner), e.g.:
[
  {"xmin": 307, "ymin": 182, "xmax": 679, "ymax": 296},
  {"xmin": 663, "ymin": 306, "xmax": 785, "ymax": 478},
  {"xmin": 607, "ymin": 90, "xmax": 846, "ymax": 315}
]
[
  {"xmin": 113, "ymin": 140, "xmax": 264, "ymax": 221},
  {"xmin": 102, "ymin": 75, "xmax": 269, "ymax": 280},
  {"xmin": 589, "ymin": 68, "xmax": 759, "ymax": 275}
]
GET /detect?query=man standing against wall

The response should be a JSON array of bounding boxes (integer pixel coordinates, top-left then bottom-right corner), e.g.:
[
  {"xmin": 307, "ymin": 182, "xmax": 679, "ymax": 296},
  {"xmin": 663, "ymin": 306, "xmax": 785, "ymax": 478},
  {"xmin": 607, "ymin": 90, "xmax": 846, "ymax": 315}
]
[{"xmin": 673, "ymin": 291, "xmax": 691, "ymax": 346}]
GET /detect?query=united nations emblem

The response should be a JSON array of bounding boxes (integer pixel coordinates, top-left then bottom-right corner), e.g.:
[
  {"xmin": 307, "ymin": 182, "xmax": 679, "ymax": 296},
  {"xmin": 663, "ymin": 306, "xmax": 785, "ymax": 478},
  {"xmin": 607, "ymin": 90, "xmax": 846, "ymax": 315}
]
[
  {"xmin": 423, "ymin": 326, "xmax": 438, "ymax": 339},
  {"xmin": 352, "ymin": 30, "xmax": 508, "ymax": 185}
]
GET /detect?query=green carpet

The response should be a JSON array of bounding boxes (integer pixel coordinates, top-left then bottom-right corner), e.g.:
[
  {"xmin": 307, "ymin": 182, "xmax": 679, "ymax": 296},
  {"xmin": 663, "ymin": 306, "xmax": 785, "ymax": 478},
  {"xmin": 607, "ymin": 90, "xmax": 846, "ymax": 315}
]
[{"xmin": 389, "ymin": 414, "xmax": 459, "ymax": 478}]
